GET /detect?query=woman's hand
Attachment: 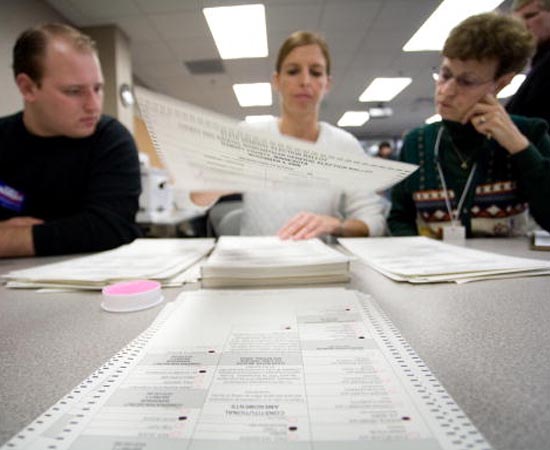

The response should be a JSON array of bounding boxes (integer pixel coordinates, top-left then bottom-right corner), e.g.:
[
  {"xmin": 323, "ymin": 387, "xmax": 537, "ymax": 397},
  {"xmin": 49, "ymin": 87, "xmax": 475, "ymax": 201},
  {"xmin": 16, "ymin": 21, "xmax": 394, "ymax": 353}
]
[
  {"xmin": 462, "ymin": 94, "xmax": 529, "ymax": 154},
  {"xmin": 277, "ymin": 212, "xmax": 341, "ymax": 240}
]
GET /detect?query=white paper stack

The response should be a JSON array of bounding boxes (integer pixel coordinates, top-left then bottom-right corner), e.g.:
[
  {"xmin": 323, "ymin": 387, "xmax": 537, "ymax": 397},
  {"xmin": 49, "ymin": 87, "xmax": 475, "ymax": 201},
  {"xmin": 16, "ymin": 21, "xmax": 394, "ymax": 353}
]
[
  {"xmin": 2, "ymin": 238, "xmax": 215, "ymax": 290},
  {"xmin": 201, "ymin": 236, "xmax": 351, "ymax": 287},
  {"xmin": 339, "ymin": 236, "xmax": 550, "ymax": 283},
  {"xmin": 531, "ymin": 230, "xmax": 550, "ymax": 251}
]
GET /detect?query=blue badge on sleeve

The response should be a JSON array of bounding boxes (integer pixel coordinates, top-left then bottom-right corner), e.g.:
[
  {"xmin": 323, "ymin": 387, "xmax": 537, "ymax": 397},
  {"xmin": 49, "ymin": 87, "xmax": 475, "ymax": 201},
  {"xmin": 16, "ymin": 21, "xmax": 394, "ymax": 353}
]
[{"xmin": 0, "ymin": 180, "xmax": 25, "ymax": 213}]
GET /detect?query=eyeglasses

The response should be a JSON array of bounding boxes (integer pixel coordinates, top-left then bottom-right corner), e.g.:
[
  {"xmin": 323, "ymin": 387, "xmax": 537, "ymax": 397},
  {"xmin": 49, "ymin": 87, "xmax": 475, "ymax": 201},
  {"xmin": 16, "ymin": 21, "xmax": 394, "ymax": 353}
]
[{"xmin": 435, "ymin": 67, "xmax": 494, "ymax": 91}]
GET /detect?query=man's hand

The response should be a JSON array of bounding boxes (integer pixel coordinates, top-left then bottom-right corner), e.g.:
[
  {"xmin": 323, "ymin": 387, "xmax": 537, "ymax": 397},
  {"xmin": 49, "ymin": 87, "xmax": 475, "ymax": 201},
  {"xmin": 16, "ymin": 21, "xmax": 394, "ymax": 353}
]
[
  {"xmin": 0, "ymin": 217, "xmax": 41, "ymax": 257},
  {"xmin": 0, "ymin": 216, "xmax": 44, "ymax": 227}
]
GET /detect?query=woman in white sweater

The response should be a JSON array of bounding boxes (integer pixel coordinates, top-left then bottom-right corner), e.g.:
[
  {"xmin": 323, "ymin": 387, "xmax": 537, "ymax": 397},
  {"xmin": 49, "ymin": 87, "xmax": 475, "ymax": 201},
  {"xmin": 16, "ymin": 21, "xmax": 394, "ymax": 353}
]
[{"xmin": 190, "ymin": 31, "xmax": 386, "ymax": 239}]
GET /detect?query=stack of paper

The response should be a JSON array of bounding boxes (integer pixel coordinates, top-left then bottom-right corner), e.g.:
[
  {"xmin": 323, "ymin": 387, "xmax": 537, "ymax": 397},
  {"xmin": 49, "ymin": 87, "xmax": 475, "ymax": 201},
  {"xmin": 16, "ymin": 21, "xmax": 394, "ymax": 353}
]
[
  {"xmin": 201, "ymin": 236, "xmax": 351, "ymax": 287},
  {"xmin": 2, "ymin": 238, "xmax": 215, "ymax": 290},
  {"xmin": 531, "ymin": 230, "xmax": 550, "ymax": 251},
  {"xmin": 339, "ymin": 236, "xmax": 550, "ymax": 283}
]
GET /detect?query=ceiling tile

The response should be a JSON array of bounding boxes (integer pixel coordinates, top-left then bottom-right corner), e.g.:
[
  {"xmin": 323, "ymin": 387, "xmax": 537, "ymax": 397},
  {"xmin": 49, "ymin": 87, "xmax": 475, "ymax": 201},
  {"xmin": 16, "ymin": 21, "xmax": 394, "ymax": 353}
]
[
  {"xmin": 116, "ymin": 16, "xmax": 160, "ymax": 43},
  {"xmin": 166, "ymin": 37, "xmax": 219, "ymax": 62},
  {"xmin": 66, "ymin": 0, "xmax": 140, "ymax": 20},
  {"xmin": 131, "ymin": 41, "xmax": 174, "ymax": 65},
  {"xmin": 41, "ymin": 0, "xmax": 509, "ymax": 138},
  {"xmin": 134, "ymin": 0, "xmax": 200, "ymax": 14},
  {"xmin": 320, "ymin": 0, "xmax": 383, "ymax": 31},
  {"xmin": 148, "ymin": 12, "xmax": 210, "ymax": 40}
]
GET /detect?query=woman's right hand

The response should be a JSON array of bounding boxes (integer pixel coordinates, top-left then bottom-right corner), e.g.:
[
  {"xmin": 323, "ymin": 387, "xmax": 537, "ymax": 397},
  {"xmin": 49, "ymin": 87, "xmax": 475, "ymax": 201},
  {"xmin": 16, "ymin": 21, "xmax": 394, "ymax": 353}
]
[{"xmin": 277, "ymin": 212, "xmax": 341, "ymax": 240}]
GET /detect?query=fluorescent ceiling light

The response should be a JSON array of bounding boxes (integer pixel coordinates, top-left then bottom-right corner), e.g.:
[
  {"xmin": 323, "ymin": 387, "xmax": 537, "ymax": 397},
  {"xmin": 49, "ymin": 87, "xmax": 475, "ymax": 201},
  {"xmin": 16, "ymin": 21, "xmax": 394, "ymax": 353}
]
[
  {"xmin": 403, "ymin": 0, "xmax": 505, "ymax": 52},
  {"xmin": 368, "ymin": 107, "xmax": 393, "ymax": 118},
  {"xmin": 497, "ymin": 74, "xmax": 526, "ymax": 99},
  {"xmin": 425, "ymin": 114, "xmax": 442, "ymax": 124},
  {"xmin": 359, "ymin": 78, "xmax": 412, "ymax": 102},
  {"xmin": 233, "ymin": 83, "xmax": 272, "ymax": 107},
  {"xmin": 337, "ymin": 111, "xmax": 370, "ymax": 127},
  {"xmin": 245, "ymin": 114, "xmax": 275, "ymax": 123},
  {"xmin": 203, "ymin": 4, "xmax": 268, "ymax": 59}
]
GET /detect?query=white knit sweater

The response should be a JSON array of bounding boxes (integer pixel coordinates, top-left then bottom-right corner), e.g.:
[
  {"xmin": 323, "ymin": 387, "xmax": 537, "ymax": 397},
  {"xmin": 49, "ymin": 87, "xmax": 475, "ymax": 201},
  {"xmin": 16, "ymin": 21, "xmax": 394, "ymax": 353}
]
[{"xmin": 239, "ymin": 119, "xmax": 387, "ymax": 237}]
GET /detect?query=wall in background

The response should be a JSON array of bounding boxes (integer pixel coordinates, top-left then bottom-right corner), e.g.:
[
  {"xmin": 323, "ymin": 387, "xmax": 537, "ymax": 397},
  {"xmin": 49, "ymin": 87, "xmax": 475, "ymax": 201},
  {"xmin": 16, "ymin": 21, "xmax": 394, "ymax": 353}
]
[{"xmin": 0, "ymin": 0, "xmax": 65, "ymax": 116}]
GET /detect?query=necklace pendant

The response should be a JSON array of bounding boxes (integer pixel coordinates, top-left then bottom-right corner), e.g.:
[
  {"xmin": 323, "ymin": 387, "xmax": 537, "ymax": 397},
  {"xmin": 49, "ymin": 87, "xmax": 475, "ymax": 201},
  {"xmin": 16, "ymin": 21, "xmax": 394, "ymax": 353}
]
[{"xmin": 461, "ymin": 161, "xmax": 468, "ymax": 170}]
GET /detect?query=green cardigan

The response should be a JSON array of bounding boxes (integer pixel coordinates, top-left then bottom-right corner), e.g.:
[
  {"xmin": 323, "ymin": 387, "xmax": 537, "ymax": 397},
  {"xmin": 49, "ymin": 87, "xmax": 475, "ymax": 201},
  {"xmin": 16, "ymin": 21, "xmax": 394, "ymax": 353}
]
[{"xmin": 388, "ymin": 116, "xmax": 550, "ymax": 237}]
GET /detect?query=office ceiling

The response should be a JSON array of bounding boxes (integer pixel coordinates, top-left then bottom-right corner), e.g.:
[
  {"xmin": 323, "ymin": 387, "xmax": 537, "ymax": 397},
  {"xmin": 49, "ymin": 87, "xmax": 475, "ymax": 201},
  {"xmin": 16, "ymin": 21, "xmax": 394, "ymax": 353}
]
[{"xmin": 44, "ymin": 0, "xmax": 514, "ymax": 139}]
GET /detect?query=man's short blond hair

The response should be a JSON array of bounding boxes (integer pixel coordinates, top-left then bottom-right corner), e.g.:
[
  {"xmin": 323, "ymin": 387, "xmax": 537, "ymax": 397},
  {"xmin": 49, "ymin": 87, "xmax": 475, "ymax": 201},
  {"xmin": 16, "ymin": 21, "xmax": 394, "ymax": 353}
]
[{"xmin": 12, "ymin": 23, "xmax": 96, "ymax": 85}]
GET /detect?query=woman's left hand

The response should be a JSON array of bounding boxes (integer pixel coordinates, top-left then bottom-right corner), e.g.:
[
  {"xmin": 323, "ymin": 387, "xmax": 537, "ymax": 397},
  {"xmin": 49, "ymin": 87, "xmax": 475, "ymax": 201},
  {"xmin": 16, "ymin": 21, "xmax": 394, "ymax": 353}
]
[
  {"xmin": 462, "ymin": 94, "xmax": 529, "ymax": 154},
  {"xmin": 277, "ymin": 212, "xmax": 340, "ymax": 240}
]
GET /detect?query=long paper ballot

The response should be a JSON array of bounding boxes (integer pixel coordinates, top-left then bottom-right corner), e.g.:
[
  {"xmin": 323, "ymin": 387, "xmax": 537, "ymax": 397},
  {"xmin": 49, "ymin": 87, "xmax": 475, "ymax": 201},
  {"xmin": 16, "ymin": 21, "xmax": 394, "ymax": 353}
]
[
  {"xmin": 136, "ymin": 87, "xmax": 417, "ymax": 191},
  {"xmin": 2, "ymin": 288, "xmax": 492, "ymax": 449}
]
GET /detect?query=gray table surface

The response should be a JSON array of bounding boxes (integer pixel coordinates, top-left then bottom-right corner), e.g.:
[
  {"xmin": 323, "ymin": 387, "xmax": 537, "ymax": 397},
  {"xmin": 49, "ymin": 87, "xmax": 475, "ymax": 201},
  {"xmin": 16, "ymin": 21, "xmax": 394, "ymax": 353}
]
[{"xmin": 1, "ymin": 238, "xmax": 549, "ymax": 450}]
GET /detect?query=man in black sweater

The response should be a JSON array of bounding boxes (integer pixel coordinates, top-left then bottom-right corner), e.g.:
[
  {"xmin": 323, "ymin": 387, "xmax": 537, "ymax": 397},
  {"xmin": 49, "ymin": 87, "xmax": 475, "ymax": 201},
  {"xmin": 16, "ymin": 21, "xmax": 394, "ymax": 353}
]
[
  {"xmin": 0, "ymin": 23, "xmax": 141, "ymax": 257},
  {"xmin": 506, "ymin": 0, "xmax": 550, "ymax": 127}
]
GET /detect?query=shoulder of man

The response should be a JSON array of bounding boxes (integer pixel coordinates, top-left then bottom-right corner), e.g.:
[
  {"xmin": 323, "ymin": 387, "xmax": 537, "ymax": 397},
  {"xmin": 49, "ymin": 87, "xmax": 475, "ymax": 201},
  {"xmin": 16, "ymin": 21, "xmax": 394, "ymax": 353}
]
[
  {"xmin": 86, "ymin": 115, "xmax": 139, "ymax": 166},
  {"xmin": 93, "ymin": 114, "xmax": 132, "ymax": 137},
  {"xmin": 0, "ymin": 111, "xmax": 23, "ymax": 134}
]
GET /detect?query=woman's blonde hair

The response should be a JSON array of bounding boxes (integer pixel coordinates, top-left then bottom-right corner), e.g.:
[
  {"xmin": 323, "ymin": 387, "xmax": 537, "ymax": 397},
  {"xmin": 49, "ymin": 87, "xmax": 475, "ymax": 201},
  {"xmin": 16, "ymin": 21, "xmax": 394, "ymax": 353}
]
[{"xmin": 275, "ymin": 31, "xmax": 331, "ymax": 75}]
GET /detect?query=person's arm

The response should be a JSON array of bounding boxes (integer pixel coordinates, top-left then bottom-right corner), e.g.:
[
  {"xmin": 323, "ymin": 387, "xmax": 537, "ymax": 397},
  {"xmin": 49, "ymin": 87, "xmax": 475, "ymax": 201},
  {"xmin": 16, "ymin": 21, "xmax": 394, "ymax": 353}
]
[
  {"xmin": 0, "ymin": 217, "xmax": 43, "ymax": 257},
  {"xmin": 386, "ymin": 179, "xmax": 418, "ymax": 236},
  {"xmin": 32, "ymin": 119, "xmax": 142, "ymax": 256},
  {"xmin": 340, "ymin": 190, "xmax": 388, "ymax": 237},
  {"xmin": 509, "ymin": 120, "xmax": 550, "ymax": 232},
  {"xmin": 387, "ymin": 132, "xmax": 420, "ymax": 236},
  {"xmin": 0, "ymin": 226, "xmax": 34, "ymax": 257},
  {"xmin": 462, "ymin": 94, "xmax": 529, "ymax": 154},
  {"xmin": 463, "ymin": 96, "xmax": 550, "ymax": 231}
]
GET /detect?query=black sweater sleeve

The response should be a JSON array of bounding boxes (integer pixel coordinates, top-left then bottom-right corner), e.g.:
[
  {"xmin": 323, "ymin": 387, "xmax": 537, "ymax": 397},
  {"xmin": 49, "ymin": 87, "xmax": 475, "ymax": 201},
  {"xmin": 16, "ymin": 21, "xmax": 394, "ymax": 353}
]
[
  {"xmin": 387, "ymin": 131, "xmax": 420, "ymax": 236},
  {"xmin": 512, "ymin": 118, "xmax": 550, "ymax": 232},
  {"xmin": 32, "ymin": 118, "xmax": 142, "ymax": 256}
]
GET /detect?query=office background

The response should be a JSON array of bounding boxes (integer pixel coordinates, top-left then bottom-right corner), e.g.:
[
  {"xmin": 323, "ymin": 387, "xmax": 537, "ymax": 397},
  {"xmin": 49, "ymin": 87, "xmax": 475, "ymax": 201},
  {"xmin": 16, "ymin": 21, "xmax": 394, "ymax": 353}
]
[{"xmin": 0, "ymin": 0, "xmax": 516, "ymax": 146}]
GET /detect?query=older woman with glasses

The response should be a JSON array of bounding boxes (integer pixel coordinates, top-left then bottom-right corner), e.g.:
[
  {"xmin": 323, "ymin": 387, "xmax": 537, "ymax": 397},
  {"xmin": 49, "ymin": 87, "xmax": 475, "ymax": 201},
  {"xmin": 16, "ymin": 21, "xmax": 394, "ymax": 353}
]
[{"xmin": 388, "ymin": 12, "xmax": 550, "ymax": 239}]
